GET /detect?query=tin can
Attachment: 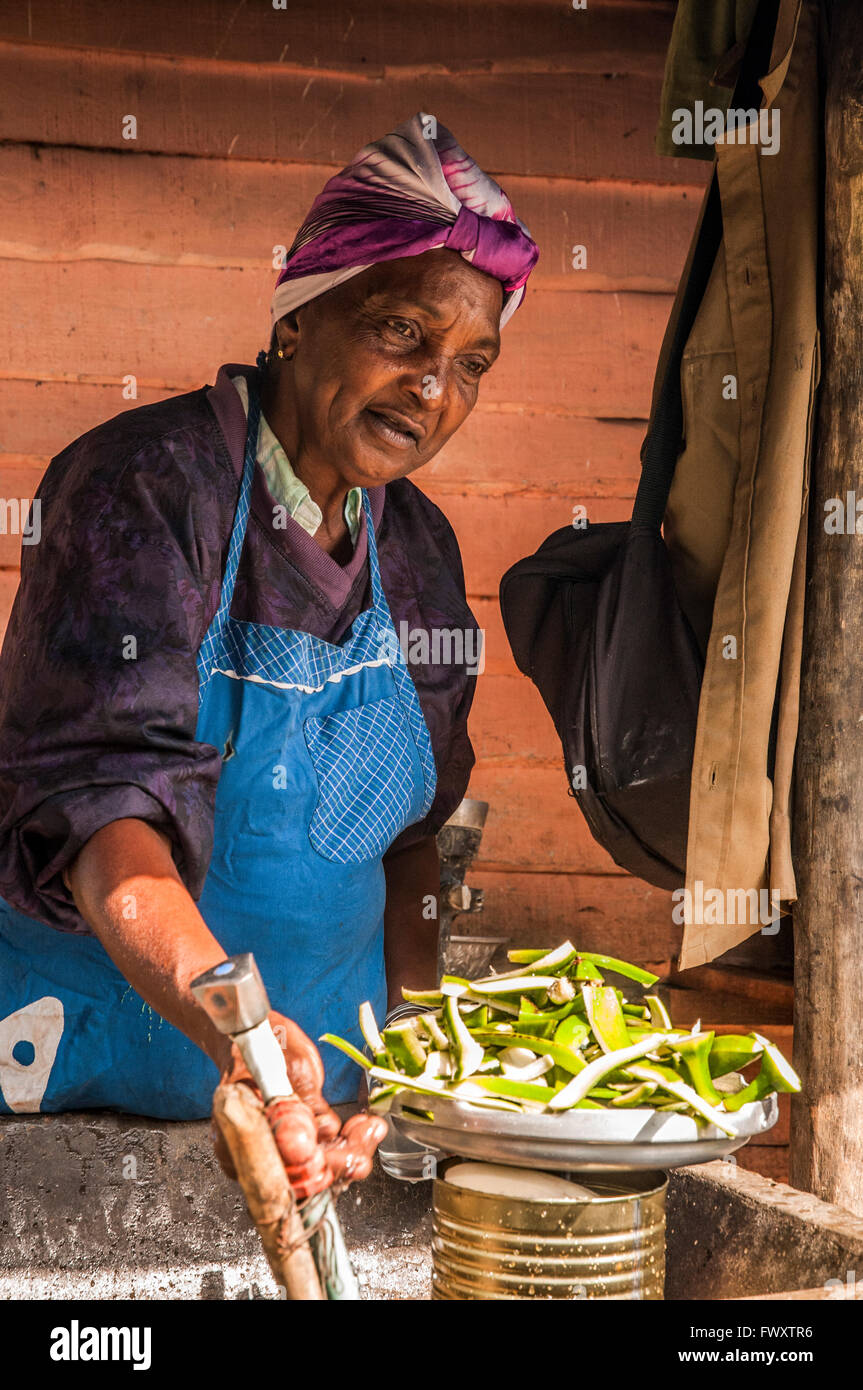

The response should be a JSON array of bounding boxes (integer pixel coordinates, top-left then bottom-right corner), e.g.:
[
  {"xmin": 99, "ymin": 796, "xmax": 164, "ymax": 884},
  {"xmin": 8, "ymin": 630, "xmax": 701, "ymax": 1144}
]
[{"xmin": 432, "ymin": 1165, "xmax": 666, "ymax": 1300}]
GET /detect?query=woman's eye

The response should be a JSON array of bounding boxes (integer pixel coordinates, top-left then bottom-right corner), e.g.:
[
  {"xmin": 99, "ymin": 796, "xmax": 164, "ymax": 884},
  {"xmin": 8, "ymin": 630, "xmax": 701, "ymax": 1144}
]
[
  {"xmin": 385, "ymin": 319, "xmax": 417, "ymax": 340},
  {"xmin": 462, "ymin": 359, "xmax": 488, "ymax": 377}
]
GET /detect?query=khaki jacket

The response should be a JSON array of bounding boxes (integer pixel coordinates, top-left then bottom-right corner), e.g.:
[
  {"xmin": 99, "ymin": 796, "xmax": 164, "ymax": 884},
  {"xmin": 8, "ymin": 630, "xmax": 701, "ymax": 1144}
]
[{"xmin": 654, "ymin": 0, "xmax": 819, "ymax": 966}]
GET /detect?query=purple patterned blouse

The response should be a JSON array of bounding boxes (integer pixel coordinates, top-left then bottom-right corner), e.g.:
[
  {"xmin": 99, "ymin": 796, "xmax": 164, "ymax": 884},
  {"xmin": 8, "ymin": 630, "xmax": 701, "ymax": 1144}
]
[{"xmin": 0, "ymin": 364, "xmax": 478, "ymax": 932}]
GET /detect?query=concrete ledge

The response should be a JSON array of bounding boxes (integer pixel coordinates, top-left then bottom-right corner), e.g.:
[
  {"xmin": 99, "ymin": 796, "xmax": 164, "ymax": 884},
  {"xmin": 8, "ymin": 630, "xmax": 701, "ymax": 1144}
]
[
  {"xmin": 4, "ymin": 1115, "xmax": 863, "ymax": 1301},
  {"xmin": 666, "ymin": 1161, "xmax": 863, "ymax": 1300},
  {"xmin": 0, "ymin": 1112, "xmax": 431, "ymax": 1301}
]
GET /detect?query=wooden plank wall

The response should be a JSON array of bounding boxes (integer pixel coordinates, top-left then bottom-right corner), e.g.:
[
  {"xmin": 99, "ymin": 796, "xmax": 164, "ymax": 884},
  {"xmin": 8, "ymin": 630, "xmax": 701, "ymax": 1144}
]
[{"xmin": 0, "ymin": 0, "xmax": 708, "ymax": 968}]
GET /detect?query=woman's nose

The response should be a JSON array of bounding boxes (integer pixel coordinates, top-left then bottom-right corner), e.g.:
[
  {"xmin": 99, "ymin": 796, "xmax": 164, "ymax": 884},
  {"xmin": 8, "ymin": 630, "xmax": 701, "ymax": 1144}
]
[{"xmin": 402, "ymin": 359, "xmax": 449, "ymax": 412}]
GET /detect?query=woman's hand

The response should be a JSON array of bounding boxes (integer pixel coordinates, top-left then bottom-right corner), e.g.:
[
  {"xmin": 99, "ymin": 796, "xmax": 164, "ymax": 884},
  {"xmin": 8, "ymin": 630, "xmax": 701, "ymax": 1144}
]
[{"xmin": 212, "ymin": 1009, "xmax": 387, "ymax": 1198}]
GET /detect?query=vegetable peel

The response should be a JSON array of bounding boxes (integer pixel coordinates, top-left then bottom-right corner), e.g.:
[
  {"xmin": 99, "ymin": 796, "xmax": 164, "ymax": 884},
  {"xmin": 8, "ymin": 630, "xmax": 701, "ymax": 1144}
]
[{"xmin": 324, "ymin": 942, "xmax": 800, "ymax": 1126}]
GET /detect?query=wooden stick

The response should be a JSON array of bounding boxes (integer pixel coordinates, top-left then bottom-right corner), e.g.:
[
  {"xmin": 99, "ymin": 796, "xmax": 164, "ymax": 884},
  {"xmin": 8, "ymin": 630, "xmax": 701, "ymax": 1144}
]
[
  {"xmin": 213, "ymin": 1081, "xmax": 324, "ymax": 1300},
  {"xmin": 791, "ymin": 0, "xmax": 863, "ymax": 1220}
]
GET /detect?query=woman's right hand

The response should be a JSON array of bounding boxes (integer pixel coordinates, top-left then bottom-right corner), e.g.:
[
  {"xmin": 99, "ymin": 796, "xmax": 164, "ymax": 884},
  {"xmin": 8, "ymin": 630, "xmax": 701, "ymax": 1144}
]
[{"xmin": 212, "ymin": 1009, "xmax": 387, "ymax": 1199}]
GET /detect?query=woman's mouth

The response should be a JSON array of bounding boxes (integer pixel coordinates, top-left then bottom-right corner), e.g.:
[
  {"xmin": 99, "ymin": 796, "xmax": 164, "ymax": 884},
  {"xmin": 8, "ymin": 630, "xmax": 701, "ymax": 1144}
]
[{"xmin": 362, "ymin": 407, "xmax": 422, "ymax": 450}]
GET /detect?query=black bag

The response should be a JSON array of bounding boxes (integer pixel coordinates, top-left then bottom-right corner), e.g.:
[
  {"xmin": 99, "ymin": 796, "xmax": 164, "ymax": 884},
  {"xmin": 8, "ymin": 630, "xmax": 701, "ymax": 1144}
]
[{"xmin": 500, "ymin": 178, "xmax": 722, "ymax": 890}]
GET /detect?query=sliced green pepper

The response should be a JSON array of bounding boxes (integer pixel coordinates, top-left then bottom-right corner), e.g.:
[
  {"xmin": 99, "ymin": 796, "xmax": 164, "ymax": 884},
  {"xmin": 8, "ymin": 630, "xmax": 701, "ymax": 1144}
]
[
  {"xmin": 368, "ymin": 1083, "xmax": 400, "ymax": 1112},
  {"xmin": 480, "ymin": 941, "xmax": 577, "ymax": 981},
  {"xmin": 582, "ymin": 985, "xmax": 633, "ymax": 1052},
  {"xmin": 319, "ymin": 1033, "xmax": 373, "ymax": 1070},
  {"xmin": 610, "ymin": 1082, "xmax": 657, "ymax": 1108},
  {"xmin": 368, "ymin": 1065, "xmax": 444, "ymax": 1097},
  {"xmin": 517, "ymin": 996, "xmax": 580, "ymax": 1023},
  {"xmin": 573, "ymin": 958, "xmax": 605, "ymax": 981},
  {"xmin": 722, "ymin": 1034, "xmax": 801, "ymax": 1111},
  {"xmin": 515, "ymin": 996, "xmax": 548, "ymax": 1036},
  {"xmin": 382, "ymin": 1023, "xmax": 427, "ymax": 1077},
  {"xmin": 512, "ymin": 998, "xmax": 576, "ymax": 1035},
  {"xmin": 417, "ymin": 1013, "xmax": 449, "ymax": 1050},
  {"xmin": 623, "ymin": 1004, "xmax": 650, "ymax": 1021},
  {"xmin": 442, "ymin": 994, "xmax": 484, "ymax": 1080},
  {"xmin": 577, "ymin": 953, "xmax": 659, "ymax": 987},
  {"xmin": 625, "ymin": 1022, "xmax": 673, "ymax": 1041},
  {"xmin": 469, "ymin": 1030, "xmax": 588, "ymax": 1076},
  {"xmin": 707, "ymin": 1033, "xmax": 764, "ymax": 1079},
  {"xmin": 506, "ymin": 946, "xmax": 557, "ymax": 966},
  {"xmin": 468, "ymin": 975, "xmax": 562, "ymax": 997},
  {"xmin": 644, "ymin": 994, "xmax": 673, "ymax": 1030},
  {"xmin": 674, "ymin": 1030, "xmax": 723, "ymax": 1105},
  {"xmin": 337, "ymin": 945, "xmax": 802, "ymax": 1122},
  {"xmin": 625, "ymin": 1062, "xmax": 738, "ymax": 1137},
  {"xmin": 461, "ymin": 1075, "xmax": 560, "ymax": 1105},
  {"xmin": 444, "ymin": 1090, "xmax": 523, "ymax": 1112},
  {"xmin": 358, "ymin": 1000, "xmax": 384, "ymax": 1054},
  {"xmin": 401, "ymin": 987, "xmax": 444, "ymax": 1007},
  {"xmin": 471, "ymin": 994, "xmax": 519, "ymax": 1017},
  {"xmin": 548, "ymin": 1032, "xmax": 680, "ymax": 1109},
  {"xmin": 553, "ymin": 1014, "xmax": 591, "ymax": 1051},
  {"xmin": 515, "ymin": 1016, "xmax": 557, "ymax": 1040}
]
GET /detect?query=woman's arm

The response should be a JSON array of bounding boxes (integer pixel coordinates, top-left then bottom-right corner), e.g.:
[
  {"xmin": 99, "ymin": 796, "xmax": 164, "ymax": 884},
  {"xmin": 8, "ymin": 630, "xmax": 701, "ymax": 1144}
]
[
  {"xmin": 383, "ymin": 833, "xmax": 441, "ymax": 1008},
  {"xmin": 67, "ymin": 817, "xmax": 385, "ymax": 1186},
  {"xmin": 66, "ymin": 817, "xmax": 235, "ymax": 1069}
]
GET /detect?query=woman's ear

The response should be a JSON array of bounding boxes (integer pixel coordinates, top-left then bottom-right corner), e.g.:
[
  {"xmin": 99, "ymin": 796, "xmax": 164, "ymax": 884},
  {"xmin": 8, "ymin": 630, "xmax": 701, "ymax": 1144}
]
[{"xmin": 274, "ymin": 311, "xmax": 301, "ymax": 359}]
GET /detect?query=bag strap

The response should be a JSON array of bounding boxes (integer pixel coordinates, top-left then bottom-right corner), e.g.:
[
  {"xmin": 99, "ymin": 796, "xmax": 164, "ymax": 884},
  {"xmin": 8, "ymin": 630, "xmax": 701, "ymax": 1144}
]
[{"xmin": 631, "ymin": 0, "xmax": 780, "ymax": 531}]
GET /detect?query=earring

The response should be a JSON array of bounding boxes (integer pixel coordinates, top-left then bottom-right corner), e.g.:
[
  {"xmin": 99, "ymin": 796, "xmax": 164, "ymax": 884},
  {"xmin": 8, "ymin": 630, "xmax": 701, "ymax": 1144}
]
[{"xmin": 276, "ymin": 347, "xmax": 293, "ymax": 360}]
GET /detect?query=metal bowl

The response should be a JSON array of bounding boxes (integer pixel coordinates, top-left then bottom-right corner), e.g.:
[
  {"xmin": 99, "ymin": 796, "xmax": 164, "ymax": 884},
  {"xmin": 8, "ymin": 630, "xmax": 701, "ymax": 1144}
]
[{"xmin": 391, "ymin": 1090, "xmax": 778, "ymax": 1172}]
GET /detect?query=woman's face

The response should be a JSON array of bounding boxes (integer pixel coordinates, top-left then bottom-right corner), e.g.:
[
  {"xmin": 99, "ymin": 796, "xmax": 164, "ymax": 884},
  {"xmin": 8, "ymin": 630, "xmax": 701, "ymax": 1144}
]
[{"xmin": 269, "ymin": 248, "xmax": 504, "ymax": 490}]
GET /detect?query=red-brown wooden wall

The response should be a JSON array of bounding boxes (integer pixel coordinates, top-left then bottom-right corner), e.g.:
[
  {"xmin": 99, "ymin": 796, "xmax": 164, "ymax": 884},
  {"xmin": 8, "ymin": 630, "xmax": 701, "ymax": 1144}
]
[{"xmin": 0, "ymin": 0, "xmax": 708, "ymax": 969}]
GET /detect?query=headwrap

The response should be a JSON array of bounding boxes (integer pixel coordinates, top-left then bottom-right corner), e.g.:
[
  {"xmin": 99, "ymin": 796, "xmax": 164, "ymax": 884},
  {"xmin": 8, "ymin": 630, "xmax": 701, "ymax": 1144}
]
[{"xmin": 272, "ymin": 113, "xmax": 538, "ymax": 329}]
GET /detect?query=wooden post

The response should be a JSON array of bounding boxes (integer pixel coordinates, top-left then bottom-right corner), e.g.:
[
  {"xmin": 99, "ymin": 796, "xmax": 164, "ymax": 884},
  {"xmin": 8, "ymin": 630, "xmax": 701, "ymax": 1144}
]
[{"xmin": 791, "ymin": 0, "xmax": 863, "ymax": 1217}]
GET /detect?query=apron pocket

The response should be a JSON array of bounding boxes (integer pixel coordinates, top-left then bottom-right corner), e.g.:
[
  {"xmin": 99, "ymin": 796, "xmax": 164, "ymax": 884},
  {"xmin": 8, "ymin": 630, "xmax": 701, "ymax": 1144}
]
[{"xmin": 304, "ymin": 695, "xmax": 418, "ymax": 863}]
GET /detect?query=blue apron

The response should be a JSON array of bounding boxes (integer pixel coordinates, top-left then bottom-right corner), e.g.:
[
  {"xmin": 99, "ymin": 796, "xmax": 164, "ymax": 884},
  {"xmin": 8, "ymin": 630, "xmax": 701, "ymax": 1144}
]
[{"xmin": 0, "ymin": 382, "xmax": 436, "ymax": 1118}]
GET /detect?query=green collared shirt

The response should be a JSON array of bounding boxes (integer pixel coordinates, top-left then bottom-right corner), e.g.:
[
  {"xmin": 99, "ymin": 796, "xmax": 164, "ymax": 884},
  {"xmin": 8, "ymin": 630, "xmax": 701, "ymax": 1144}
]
[{"xmin": 232, "ymin": 375, "xmax": 362, "ymax": 543}]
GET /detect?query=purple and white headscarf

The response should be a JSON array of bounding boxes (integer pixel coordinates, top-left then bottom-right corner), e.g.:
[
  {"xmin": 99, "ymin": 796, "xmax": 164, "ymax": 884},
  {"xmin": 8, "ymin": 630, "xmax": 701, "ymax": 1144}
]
[{"xmin": 272, "ymin": 113, "xmax": 538, "ymax": 329}]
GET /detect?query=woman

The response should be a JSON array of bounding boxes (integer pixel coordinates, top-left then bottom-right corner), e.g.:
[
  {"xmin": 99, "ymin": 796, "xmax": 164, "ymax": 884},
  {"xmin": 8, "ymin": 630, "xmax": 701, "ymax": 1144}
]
[{"xmin": 0, "ymin": 114, "xmax": 537, "ymax": 1184}]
